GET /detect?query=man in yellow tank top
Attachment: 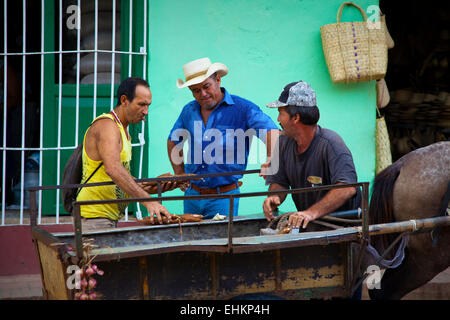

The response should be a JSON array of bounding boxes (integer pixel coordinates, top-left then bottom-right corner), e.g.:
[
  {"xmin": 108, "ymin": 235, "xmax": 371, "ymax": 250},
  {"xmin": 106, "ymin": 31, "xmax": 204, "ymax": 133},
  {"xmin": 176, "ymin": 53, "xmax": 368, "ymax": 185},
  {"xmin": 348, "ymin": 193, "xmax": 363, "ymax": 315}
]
[{"xmin": 77, "ymin": 77, "xmax": 175, "ymax": 231}]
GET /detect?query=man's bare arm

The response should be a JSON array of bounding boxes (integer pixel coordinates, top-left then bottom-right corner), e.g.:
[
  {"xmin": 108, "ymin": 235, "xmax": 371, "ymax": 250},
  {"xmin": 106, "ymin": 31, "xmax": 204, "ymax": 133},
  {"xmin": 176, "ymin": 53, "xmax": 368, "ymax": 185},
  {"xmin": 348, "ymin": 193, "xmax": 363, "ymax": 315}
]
[
  {"xmin": 92, "ymin": 120, "xmax": 170, "ymax": 223},
  {"xmin": 167, "ymin": 139, "xmax": 185, "ymax": 175},
  {"xmin": 265, "ymin": 129, "xmax": 281, "ymax": 159},
  {"xmin": 307, "ymin": 185, "xmax": 356, "ymax": 218},
  {"xmin": 167, "ymin": 139, "xmax": 191, "ymax": 191},
  {"xmin": 262, "ymin": 183, "xmax": 289, "ymax": 221},
  {"xmin": 95, "ymin": 121, "xmax": 148, "ymax": 198},
  {"xmin": 288, "ymin": 184, "xmax": 357, "ymax": 229}
]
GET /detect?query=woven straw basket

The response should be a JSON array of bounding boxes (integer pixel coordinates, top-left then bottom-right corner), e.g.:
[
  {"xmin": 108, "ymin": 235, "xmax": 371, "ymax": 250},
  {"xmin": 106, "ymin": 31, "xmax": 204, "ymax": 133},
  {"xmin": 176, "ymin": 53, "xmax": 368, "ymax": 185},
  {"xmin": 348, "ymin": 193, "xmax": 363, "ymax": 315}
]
[
  {"xmin": 376, "ymin": 78, "xmax": 390, "ymax": 108},
  {"xmin": 320, "ymin": 2, "xmax": 388, "ymax": 84},
  {"xmin": 375, "ymin": 108, "xmax": 392, "ymax": 174}
]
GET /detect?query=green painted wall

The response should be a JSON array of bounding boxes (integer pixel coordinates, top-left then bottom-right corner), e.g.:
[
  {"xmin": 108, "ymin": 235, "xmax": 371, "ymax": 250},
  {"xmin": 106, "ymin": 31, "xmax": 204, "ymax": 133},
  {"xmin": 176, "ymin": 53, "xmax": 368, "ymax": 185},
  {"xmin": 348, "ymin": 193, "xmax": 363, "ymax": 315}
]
[{"xmin": 147, "ymin": 0, "xmax": 378, "ymax": 216}]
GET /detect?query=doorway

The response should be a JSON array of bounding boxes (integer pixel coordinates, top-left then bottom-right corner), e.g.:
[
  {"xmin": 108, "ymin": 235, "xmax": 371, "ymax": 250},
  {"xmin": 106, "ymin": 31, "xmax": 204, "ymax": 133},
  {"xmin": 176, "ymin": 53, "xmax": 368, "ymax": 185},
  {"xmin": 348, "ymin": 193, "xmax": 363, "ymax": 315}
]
[{"xmin": 379, "ymin": 1, "xmax": 449, "ymax": 161}]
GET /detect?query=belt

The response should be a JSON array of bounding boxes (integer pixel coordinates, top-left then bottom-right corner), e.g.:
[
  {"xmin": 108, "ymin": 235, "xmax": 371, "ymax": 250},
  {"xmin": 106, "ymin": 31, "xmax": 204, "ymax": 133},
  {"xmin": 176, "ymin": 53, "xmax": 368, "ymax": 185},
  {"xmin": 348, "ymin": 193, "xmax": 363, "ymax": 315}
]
[
  {"xmin": 81, "ymin": 217, "xmax": 118, "ymax": 223},
  {"xmin": 191, "ymin": 181, "xmax": 242, "ymax": 195}
]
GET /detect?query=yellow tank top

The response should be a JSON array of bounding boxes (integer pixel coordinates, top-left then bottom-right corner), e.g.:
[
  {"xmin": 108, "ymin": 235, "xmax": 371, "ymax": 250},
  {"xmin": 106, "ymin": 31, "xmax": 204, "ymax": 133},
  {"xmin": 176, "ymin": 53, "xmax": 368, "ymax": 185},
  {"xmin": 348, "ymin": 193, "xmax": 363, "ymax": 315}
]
[{"xmin": 77, "ymin": 113, "xmax": 132, "ymax": 221}]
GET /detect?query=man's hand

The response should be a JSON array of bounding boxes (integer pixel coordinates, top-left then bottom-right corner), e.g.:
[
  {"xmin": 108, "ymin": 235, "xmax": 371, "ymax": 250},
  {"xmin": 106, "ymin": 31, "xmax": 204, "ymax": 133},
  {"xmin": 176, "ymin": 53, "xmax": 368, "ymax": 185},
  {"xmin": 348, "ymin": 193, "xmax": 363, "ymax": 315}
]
[
  {"xmin": 286, "ymin": 183, "xmax": 356, "ymax": 229},
  {"xmin": 288, "ymin": 211, "xmax": 317, "ymax": 229},
  {"xmin": 263, "ymin": 183, "xmax": 288, "ymax": 221},
  {"xmin": 263, "ymin": 195, "xmax": 281, "ymax": 221},
  {"xmin": 179, "ymin": 181, "xmax": 190, "ymax": 192},
  {"xmin": 259, "ymin": 160, "xmax": 271, "ymax": 180},
  {"xmin": 144, "ymin": 201, "xmax": 172, "ymax": 224}
]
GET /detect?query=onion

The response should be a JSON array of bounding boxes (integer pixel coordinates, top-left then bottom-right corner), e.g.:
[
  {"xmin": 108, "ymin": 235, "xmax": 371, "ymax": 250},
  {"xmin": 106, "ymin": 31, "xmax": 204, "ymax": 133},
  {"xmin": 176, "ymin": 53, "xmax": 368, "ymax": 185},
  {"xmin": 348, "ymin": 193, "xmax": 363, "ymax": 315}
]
[
  {"xmin": 74, "ymin": 292, "xmax": 81, "ymax": 300},
  {"xmin": 88, "ymin": 278, "xmax": 97, "ymax": 289},
  {"xmin": 96, "ymin": 269, "xmax": 104, "ymax": 276},
  {"xmin": 91, "ymin": 264, "xmax": 98, "ymax": 272},
  {"xmin": 80, "ymin": 293, "xmax": 89, "ymax": 300},
  {"xmin": 80, "ymin": 278, "xmax": 88, "ymax": 288},
  {"xmin": 85, "ymin": 267, "xmax": 95, "ymax": 276}
]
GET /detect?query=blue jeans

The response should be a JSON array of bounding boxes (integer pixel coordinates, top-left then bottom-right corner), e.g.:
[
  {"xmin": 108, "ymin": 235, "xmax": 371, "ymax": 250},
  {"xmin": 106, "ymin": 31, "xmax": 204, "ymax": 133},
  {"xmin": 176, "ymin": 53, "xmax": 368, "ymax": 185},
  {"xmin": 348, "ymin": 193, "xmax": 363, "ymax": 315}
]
[{"xmin": 184, "ymin": 185, "xmax": 240, "ymax": 219}]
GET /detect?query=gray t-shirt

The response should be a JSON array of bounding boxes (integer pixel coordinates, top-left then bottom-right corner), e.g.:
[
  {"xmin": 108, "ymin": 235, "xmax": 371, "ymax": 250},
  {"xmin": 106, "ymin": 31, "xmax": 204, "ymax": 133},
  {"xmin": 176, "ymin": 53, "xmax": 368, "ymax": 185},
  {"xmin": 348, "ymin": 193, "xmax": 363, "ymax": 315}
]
[{"xmin": 266, "ymin": 125, "xmax": 361, "ymax": 212}]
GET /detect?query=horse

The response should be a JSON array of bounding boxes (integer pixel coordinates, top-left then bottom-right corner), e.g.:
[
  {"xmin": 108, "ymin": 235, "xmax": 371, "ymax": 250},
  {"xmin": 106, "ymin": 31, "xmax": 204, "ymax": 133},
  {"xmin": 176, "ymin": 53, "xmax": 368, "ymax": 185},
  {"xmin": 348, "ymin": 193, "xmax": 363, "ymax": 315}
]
[{"xmin": 366, "ymin": 141, "xmax": 450, "ymax": 300}]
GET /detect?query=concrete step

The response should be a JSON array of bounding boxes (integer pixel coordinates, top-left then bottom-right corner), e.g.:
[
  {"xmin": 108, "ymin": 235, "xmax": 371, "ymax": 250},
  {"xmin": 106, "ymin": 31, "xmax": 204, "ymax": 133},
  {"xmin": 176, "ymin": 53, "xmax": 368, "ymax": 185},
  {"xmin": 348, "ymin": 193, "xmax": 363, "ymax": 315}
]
[{"xmin": 0, "ymin": 274, "xmax": 43, "ymax": 300}]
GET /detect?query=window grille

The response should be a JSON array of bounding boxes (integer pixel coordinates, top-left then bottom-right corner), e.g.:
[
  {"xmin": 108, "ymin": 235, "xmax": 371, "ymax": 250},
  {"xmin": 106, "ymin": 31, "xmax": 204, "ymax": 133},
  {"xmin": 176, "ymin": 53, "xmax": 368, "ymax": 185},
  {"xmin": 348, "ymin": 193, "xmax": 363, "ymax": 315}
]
[{"xmin": 1, "ymin": 0, "xmax": 148, "ymax": 226}]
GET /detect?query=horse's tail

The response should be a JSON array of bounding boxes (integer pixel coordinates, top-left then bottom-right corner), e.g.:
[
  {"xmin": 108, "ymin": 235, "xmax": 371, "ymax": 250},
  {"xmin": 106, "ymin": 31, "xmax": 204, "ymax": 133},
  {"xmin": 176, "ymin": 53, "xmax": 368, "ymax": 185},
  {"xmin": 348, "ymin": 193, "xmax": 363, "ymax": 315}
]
[{"xmin": 369, "ymin": 160, "xmax": 403, "ymax": 255}]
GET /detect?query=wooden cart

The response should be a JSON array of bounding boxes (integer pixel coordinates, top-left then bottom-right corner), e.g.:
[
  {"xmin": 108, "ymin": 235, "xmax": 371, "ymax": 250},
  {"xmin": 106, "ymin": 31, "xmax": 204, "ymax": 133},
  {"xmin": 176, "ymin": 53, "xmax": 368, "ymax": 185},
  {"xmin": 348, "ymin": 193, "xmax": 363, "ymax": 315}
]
[{"xmin": 29, "ymin": 175, "xmax": 450, "ymax": 300}]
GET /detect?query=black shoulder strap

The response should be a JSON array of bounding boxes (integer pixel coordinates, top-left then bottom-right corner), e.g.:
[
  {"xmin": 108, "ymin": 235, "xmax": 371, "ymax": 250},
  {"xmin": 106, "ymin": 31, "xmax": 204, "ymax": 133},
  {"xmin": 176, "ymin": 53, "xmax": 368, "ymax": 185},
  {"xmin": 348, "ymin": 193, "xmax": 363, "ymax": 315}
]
[
  {"xmin": 76, "ymin": 112, "xmax": 124, "ymax": 197},
  {"xmin": 74, "ymin": 115, "xmax": 113, "ymax": 197},
  {"xmin": 75, "ymin": 162, "xmax": 103, "ymax": 198}
]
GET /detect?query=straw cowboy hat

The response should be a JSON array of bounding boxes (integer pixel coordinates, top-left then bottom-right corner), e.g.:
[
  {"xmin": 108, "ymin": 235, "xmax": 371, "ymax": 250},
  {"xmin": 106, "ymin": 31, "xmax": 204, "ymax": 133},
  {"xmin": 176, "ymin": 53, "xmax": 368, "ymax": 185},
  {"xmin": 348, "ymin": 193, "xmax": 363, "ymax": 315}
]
[{"xmin": 176, "ymin": 57, "xmax": 228, "ymax": 88}]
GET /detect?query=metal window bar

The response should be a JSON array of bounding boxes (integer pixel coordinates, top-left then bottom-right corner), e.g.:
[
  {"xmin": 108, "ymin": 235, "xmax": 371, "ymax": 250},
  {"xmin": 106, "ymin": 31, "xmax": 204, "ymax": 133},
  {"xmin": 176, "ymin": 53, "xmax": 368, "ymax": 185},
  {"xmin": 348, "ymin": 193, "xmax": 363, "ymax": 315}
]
[
  {"xmin": 126, "ymin": 0, "xmax": 133, "ymax": 221},
  {"xmin": 92, "ymin": 0, "xmax": 98, "ymax": 121},
  {"xmin": 128, "ymin": 0, "xmax": 133, "ymax": 77},
  {"xmin": 2, "ymin": 49, "xmax": 146, "ymax": 56},
  {"xmin": 19, "ymin": 0, "xmax": 27, "ymax": 224},
  {"xmin": 56, "ymin": 0, "xmax": 63, "ymax": 224},
  {"xmin": 38, "ymin": 0, "xmax": 45, "ymax": 225},
  {"xmin": 1, "ymin": 0, "xmax": 7, "ymax": 226},
  {"xmin": 75, "ymin": 0, "xmax": 81, "ymax": 147},
  {"xmin": 0, "ymin": 0, "xmax": 148, "ymax": 226},
  {"xmin": 135, "ymin": 0, "xmax": 148, "ymax": 221},
  {"xmin": 110, "ymin": 0, "xmax": 117, "ymax": 109}
]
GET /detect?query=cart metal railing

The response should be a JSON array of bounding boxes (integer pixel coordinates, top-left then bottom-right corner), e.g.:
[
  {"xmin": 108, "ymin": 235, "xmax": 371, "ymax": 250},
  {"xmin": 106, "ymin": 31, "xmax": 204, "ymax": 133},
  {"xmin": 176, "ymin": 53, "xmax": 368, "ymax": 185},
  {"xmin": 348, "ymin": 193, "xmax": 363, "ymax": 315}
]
[
  {"xmin": 28, "ymin": 170, "xmax": 450, "ymax": 299},
  {"xmin": 28, "ymin": 169, "xmax": 450, "ymax": 259},
  {"xmin": 28, "ymin": 169, "xmax": 370, "ymax": 257}
]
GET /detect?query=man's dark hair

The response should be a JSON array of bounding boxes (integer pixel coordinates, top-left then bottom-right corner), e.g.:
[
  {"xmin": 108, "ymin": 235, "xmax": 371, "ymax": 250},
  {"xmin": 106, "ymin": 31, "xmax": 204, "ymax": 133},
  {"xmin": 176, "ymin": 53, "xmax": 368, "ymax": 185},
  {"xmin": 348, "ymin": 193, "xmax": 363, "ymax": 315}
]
[
  {"xmin": 116, "ymin": 77, "xmax": 150, "ymax": 106},
  {"xmin": 208, "ymin": 72, "xmax": 218, "ymax": 81},
  {"xmin": 285, "ymin": 105, "xmax": 320, "ymax": 125}
]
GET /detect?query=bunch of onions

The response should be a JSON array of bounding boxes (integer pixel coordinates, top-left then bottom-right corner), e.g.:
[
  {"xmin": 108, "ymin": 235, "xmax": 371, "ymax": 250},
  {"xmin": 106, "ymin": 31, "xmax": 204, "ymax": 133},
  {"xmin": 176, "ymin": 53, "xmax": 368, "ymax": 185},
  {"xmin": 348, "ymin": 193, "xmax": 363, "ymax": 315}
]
[{"xmin": 74, "ymin": 264, "xmax": 104, "ymax": 300}]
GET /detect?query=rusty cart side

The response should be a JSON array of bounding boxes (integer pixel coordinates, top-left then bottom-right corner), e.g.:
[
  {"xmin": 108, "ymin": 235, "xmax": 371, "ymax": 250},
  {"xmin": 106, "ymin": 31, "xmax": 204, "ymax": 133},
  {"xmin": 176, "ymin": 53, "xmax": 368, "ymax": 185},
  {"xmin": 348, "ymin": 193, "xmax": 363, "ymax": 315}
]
[{"xmin": 28, "ymin": 171, "xmax": 450, "ymax": 300}]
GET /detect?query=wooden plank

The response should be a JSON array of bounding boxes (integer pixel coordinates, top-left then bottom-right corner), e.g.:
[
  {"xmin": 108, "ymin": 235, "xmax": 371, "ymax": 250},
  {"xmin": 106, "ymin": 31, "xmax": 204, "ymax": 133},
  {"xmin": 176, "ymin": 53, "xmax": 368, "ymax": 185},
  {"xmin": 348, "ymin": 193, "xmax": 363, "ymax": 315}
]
[
  {"xmin": 281, "ymin": 264, "xmax": 344, "ymax": 290},
  {"xmin": 36, "ymin": 240, "xmax": 70, "ymax": 300},
  {"xmin": 215, "ymin": 245, "xmax": 345, "ymax": 299},
  {"xmin": 139, "ymin": 257, "xmax": 150, "ymax": 300},
  {"xmin": 130, "ymin": 244, "xmax": 347, "ymax": 300}
]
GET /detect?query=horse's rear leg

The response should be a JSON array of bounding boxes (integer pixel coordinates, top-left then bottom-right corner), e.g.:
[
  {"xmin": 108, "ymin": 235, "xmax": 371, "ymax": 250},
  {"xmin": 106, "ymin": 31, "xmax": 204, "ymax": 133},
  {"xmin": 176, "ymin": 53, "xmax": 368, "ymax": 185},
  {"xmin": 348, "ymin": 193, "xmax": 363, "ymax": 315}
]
[{"xmin": 369, "ymin": 233, "xmax": 450, "ymax": 300}]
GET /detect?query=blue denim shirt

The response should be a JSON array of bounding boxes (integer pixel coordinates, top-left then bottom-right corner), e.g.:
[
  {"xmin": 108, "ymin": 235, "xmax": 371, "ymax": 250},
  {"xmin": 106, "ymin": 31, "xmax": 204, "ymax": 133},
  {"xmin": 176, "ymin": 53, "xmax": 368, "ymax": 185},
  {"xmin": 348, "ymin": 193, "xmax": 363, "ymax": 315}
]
[{"xmin": 168, "ymin": 88, "xmax": 279, "ymax": 188}]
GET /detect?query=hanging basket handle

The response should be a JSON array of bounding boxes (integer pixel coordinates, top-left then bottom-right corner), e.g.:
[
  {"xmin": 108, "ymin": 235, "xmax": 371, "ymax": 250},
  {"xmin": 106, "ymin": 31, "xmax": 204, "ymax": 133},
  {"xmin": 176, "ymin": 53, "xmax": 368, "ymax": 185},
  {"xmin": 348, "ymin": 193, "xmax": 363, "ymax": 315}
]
[{"xmin": 337, "ymin": 2, "xmax": 368, "ymax": 23}]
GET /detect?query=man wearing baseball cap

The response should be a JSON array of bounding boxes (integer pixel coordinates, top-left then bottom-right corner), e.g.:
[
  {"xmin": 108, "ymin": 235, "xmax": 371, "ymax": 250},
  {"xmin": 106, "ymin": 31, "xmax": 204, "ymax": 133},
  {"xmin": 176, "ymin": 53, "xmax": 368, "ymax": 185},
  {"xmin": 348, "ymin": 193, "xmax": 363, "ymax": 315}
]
[
  {"xmin": 167, "ymin": 57, "xmax": 279, "ymax": 218},
  {"xmin": 263, "ymin": 81, "xmax": 361, "ymax": 229}
]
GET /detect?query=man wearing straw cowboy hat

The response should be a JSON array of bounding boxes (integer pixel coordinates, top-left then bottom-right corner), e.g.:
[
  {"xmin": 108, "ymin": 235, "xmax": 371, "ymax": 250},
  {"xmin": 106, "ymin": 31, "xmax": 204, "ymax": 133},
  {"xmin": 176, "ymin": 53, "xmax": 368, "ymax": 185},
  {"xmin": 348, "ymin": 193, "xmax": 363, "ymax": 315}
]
[
  {"xmin": 262, "ymin": 81, "xmax": 361, "ymax": 230},
  {"xmin": 167, "ymin": 57, "xmax": 279, "ymax": 218}
]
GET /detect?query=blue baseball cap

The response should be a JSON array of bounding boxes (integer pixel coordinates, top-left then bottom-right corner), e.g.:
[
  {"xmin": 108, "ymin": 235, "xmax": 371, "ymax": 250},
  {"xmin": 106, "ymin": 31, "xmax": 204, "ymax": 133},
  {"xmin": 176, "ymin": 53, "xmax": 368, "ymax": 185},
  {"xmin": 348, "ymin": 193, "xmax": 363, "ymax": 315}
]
[{"xmin": 267, "ymin": 81, "xmax": 317, "ymax": 108}]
